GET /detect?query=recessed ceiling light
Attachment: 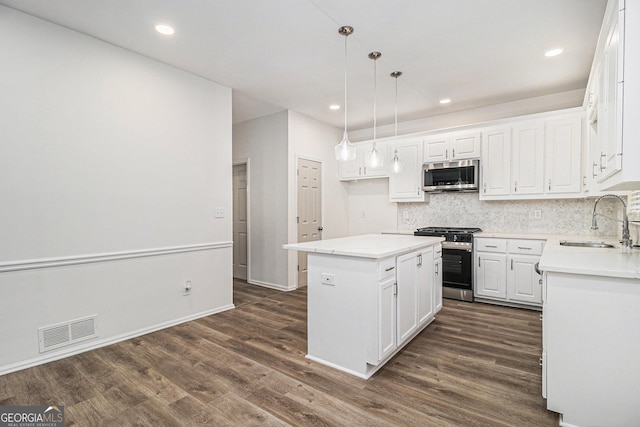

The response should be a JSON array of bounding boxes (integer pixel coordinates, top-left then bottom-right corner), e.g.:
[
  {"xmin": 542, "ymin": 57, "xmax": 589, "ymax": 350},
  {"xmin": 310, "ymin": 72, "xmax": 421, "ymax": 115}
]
[
  {"xmin": 545, "ymin": 48, "xmax": 564, "ymax": 57},
  {"xmin": 439, "ymin": 98, "xmax": 451, "ymax": 104},
  {"xmin": 155, "ymin": 24, "xmax": 175, "ymax": 36},
  {"xmin": 329, "ymin": 104, "xmax": 340, "ymax": 110}
]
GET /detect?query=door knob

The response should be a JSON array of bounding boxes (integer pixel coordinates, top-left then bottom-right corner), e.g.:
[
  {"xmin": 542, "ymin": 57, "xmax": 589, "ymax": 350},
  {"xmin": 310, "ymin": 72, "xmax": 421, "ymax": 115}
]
[{"xmin": 318, "ymin": 226, "xmax": 324, "ymax": 231}]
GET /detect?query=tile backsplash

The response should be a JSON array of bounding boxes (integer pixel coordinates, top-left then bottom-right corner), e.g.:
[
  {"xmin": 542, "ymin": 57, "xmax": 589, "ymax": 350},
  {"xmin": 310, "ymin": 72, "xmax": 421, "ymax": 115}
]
[{"xmin": 398, "ymin": 193, "xmax": 636, "ymax": 240}]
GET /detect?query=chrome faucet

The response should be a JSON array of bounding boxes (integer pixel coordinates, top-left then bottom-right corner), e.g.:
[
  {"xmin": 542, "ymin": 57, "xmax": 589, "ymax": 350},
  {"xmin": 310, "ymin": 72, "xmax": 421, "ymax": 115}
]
[{"xmin": 591, "ymin": 194, "xmax": 632, "ymax": 248}]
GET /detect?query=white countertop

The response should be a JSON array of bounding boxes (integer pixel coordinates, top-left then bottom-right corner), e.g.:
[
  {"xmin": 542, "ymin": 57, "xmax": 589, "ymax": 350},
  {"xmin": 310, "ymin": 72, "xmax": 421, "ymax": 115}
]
[
  {"xmin": 539, "ymin": 237, "xmax": 640, "ymax": 280},
  {"xmin": 381, "ymin": 228, "xmax": 415, "ymax": 235},
  {"xmin": 283, "ymin": 234, "xmax": 444, "ymax": 259}
]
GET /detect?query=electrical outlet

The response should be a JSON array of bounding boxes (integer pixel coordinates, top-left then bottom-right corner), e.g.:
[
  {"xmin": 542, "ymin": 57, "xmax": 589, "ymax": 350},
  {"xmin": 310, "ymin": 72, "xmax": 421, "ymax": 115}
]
[
  {"xmin": 403, "ymin": 210, "xmax": 409, "ymax": 220},
  {"xmin": 361, "ymin": 211, "xmax": 366, "ymax": 219},
  {"xmin": 534, "ymin": 210, "xmax": 542, "ymax": 219},
  {"xmin": 214, "ymin": 208, "xmax": 224, "ymax": 218},
  {"xmin": 321, "ymin": 273, "xmax": 335, "ymax": 285},
  {"xmin": 183, "ymin": 280, "xmax": 192, "ymax": 296}
]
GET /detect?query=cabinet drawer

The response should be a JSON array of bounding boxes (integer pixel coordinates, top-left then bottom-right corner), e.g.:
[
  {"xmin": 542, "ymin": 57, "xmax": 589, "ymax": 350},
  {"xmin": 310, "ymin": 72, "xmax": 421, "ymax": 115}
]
[
  {"xmin": 475, "ymin": 238, "xmax": 507, "ymax": 253},
  {"xmin": 508, "ymin": 239, "xmax": 544, "ymax": 255},
  {"xmin": 379, "ymin": 257, "xmax": 396, "ymax": 280}
]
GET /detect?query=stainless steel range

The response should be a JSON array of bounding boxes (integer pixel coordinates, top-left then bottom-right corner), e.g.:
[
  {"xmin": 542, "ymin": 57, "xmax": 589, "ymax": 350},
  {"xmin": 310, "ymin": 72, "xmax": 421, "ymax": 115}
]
[{"xmin": 414, "ymin": 227, "xmax": 482, "ymax": 302}]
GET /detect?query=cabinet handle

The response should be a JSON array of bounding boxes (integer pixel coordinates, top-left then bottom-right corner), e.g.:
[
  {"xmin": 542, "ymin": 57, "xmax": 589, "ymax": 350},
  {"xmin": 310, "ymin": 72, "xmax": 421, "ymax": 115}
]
[
  {"xmin": 363, "ymin": 166, "xmax": 367, "ymax": 175},
  {"xmin": 517, "ymin": 246, "xmax": 532, "ymax": 250},
  {"xmin": 510, "ymin": 259, "xmax": 514, "ymax": 270},
  {"xmin": 478, "ymin": 257, "xmax": 481, "ymax": 268},
  {"xmin": 540, "ymin": 313, "xmax": 543, "ymax": 321},
  {"xmin": 435, "ymin": 263, "xmax": 438, "ymax": 275},
  {"xmin": 600, "ymin": 152, "xmax": 606, "ymax": 171},
  {"xmin": 592, "ymin": 161, "xmax": 598, "ymax": 178},
  {"xmin": 514, "ymin": 181, "xmax": 518, "ymax": 192},
  {"xmin": 417, "ymin": 254, "xmax": 422, "ymax": 267},
  {"xmin": 359, "ymin": 167, "xmax": 362, "ymax": 175},
  {"xmin": 483, "ymin": 182, "xmax": 487, "ymax": 194},
  {"xmin": 385, "ymin": 266, "xmax": 395, "ymax": 272},
  {"xmin": 485, "ymin": 245, "xmax": 498, "ymax": 248},
  {"xmin": 583, "ymin": 175, "xmax": 587, "ymax": 186},
  {"xmin": 452, "ymin": 148, "xmax": 455, "ymax": 158},
  {"xmin": 446, "ymin": 149, "xmax": 448, "ymax": 158},
  {"xmin": 548, "ymin": 179, "xmax": 552, "ymax": 191},
  {"xmin": 539, "ymin": 357, "xmax": 543, "ymax": 367}
]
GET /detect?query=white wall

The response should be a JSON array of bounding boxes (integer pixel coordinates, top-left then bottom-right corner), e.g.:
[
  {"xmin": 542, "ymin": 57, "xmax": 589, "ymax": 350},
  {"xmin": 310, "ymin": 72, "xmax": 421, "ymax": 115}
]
[
  {"xmin": 0, "ymin": 7, "xmax": 233, "ymax": 374},
  {"xmin": 287, "ymin": 110, "xmax": 348, "ymax": 288},
  {"xmin": 345, "ymin": 180, "xmax": 397, "ymax": 235},
  {"xmin": 233, "ymin": 111, "xmax": 289, "ymax": 289}
]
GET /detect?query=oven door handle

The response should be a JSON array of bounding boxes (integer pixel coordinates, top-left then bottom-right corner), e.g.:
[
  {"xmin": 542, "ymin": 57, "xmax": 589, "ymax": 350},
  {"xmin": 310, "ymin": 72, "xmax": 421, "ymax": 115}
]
[{"xmin": 441, "ymin": 241, "xmax": 473, "ymax": 251}]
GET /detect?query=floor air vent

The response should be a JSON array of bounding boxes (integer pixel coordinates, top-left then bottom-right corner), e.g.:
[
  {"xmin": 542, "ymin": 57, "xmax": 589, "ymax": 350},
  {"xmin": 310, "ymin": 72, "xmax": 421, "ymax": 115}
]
[{"xmin": 38, "ymin": 315, "xmax": 98, "ymax": 353}]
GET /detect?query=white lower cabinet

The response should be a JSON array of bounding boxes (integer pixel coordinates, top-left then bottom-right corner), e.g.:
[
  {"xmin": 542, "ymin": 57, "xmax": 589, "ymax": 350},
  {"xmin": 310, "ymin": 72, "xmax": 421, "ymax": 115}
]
[
  {"xmin": 417, "ymin": 247, "xmax": 434, "ymax": 325},
  {"xmin": 377, "ymin": 276, "xmax": 397, "ymax": 361},
  {"xmin": 433, "ymin": 244, "xmax": 443, "ymax": 313},
  {"xmin": 476, "ymin": 252, "xmax": 507, "ymax": 298},
  {"xmin": 543, "ymin": 271, "xmax": 640, "ymax": 426},
  {"xmin": 396, "ymin": 251, "xmax": 421, "ymax": 344},
  {"xmin": 475, "ymin": 237, "xmax": 544, "ymax": 307}
]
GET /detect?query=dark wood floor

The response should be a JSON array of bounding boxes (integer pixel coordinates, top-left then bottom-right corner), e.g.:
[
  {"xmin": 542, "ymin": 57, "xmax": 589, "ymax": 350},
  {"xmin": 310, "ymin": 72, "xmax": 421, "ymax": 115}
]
[{"xmin": 0, "ymin": 280, "xmax": 558, "ymax": 426}]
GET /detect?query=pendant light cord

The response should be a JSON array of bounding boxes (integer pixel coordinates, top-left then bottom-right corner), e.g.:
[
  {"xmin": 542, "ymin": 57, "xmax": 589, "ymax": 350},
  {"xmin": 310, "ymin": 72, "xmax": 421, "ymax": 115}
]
[
  {"xmin": 373, "ymin": 56, "xmax": 377, "ymax": 142},
  {"xmin": 343, "ymin": 34, "xmax": 348, "ymax": 135},
  {"xmin": 394, "ymin": 76, "xmax": 398, "ymax": 137}
]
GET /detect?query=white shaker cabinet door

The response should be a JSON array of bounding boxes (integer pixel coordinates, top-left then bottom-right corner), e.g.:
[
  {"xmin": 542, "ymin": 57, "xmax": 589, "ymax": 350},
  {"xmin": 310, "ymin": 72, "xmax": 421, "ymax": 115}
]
[
  {"xmin": 475, "ymin": 253, "xmax": 507, "ymax": 299},
  {"xmin": 396, "ymin": 251, "xmax": 420, "ymax": 345}
]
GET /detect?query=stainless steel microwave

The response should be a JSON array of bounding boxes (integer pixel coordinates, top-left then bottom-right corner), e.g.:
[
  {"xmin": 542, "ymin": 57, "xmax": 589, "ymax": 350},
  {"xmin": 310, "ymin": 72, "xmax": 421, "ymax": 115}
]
[{"xmin": 422, "ymin": 159, "xmax": 479, "ymax": 192}]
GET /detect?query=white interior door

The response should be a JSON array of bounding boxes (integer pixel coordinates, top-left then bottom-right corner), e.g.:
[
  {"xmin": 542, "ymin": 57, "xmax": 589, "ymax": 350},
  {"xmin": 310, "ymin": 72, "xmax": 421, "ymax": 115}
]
[
  {"xmin": 233, "ymin": 164, "xmax": 248, "ymax": 280},
  {"xmin": 297, "ymin": 158, "xmax": 322, "ymax": 287}
]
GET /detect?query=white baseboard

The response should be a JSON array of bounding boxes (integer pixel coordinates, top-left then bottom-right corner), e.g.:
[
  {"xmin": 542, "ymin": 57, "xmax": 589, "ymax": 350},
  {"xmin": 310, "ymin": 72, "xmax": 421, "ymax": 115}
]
[
  {"xmin": 0, "ymin": 304, "xmax": 235, "ymax": 376},
  {"xmin": 247, "ymin": 279, "xmax": 296, "ymax": 292}
]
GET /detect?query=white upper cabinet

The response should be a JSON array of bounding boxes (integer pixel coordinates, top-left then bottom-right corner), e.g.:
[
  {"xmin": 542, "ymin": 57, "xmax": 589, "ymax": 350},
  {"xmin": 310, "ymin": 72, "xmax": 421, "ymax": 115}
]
[
  {"xmin": 339, "ymin": 140, "xmax": 389, "ymax": 181},
  {"xmin": 423, "ymin": 131, "xmax": 480, "ymax": 163},
  {"xmin": 512, "ymin": 121, "xmax": 545, "ymax": 195},
  {"xmin": 481, "ymin": 127, "xmax": 511, "ymax": 197},
  {"xmin": 480, "ymin": 110, "xmax": 583, "ymax": 200},
  {"xmin": 545, "ymin": 117, "xmax": 582, "ymax": 194},
  {"xmin": 586, "ymin": 0, "xmax": 640, "ymax": 191},
  {"xmin": 389, "ymin": 138, "xmax": 427, "ymax": 202}
]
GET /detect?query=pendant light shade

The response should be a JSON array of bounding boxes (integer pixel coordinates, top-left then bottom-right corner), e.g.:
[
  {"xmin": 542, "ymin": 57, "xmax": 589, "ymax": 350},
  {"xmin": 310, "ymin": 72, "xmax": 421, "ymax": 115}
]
[
  {"xmin": 390, "ymin": 71, "xmax": 403, "ymax": 173},
  {"xmin": 365, "ymin": 51, "xmax": 383, "ymax": 169},
  {"xmin": 335, "ymin": 26, "xmax": 356, "ymax": 162}
]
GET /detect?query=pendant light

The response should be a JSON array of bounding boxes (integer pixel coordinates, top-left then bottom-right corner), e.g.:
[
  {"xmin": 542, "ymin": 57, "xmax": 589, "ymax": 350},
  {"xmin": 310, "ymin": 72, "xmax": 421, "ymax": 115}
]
[
  {"xmin": 365, "ymin": 51, "xmax": 383, "ymax": 169},
  {"xmin": 390, "ymin": 71, "xmax": 404, "ymax": 173},
  {"xmin": 334, "ymin": 26, "xmax": 357, "ymax": 162}
]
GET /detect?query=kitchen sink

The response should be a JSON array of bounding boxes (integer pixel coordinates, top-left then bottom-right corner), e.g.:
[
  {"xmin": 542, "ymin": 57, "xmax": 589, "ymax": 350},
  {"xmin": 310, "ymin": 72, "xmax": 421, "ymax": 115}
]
[{"xmin": 559, "ymin": 240, "xmax": 616, "ymax": 248}]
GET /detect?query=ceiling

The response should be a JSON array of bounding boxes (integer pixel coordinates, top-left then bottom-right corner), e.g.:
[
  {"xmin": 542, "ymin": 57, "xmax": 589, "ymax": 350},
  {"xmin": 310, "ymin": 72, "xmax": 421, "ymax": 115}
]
[{"xmin": 1, "ymin": 0, "xmax": 607, "ymax": 130}]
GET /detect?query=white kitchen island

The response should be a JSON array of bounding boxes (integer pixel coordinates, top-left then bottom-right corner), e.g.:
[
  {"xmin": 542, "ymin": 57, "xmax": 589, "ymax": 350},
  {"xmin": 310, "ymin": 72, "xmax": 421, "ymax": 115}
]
[{"xmin": 284, "ymin": 234, "xmax": 443, "ymax": 379}]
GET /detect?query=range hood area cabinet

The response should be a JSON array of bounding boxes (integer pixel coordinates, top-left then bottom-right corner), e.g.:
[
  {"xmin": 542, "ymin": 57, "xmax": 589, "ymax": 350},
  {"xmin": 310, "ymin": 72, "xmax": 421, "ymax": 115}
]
[
  {"xmin": 479, "ymin": 111, "xmax": 583, "ymax": 200},
  {"xmin": 585, "ymin": 0, "xmax": 640, "ymax": 191},
  {"xmin": 423, "ymin": 131, "xmax": 481, "ymax": 163}
]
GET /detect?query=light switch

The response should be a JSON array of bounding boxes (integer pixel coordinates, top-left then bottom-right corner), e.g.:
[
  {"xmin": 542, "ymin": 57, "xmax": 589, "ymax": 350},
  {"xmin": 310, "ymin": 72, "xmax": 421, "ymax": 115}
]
[{"xmin": 214, "ymin": 208, "xmax": 224, "ymax": 218}]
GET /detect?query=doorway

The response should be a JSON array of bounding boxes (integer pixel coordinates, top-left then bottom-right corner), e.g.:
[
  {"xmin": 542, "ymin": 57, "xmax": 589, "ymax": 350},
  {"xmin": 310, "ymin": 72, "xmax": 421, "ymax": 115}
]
[
  {"xmin": 233, "ymin": 163, "xmax": 248, "ymax": 281},
  {"xmin": 297, "ymin": 158, "xmax": 322, "ymax": 287}
]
